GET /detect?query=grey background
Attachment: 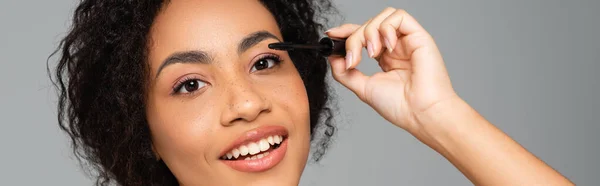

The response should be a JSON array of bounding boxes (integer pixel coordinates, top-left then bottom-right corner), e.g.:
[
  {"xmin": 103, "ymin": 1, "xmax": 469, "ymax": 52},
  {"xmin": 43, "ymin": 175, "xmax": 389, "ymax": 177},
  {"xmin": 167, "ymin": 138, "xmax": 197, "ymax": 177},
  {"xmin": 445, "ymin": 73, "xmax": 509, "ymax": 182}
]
[{"xmin": 0, "ymin": 0, "xmax": 598, "ymax": 185}]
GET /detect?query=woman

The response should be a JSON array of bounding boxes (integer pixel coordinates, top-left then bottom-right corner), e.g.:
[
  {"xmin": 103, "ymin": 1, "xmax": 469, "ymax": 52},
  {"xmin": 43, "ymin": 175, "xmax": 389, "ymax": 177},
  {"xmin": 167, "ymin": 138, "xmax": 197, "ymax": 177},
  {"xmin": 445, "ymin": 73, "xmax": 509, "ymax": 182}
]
[{"xmin": 51, "ymin": 0, "xmax": 573, "ymax": 185}]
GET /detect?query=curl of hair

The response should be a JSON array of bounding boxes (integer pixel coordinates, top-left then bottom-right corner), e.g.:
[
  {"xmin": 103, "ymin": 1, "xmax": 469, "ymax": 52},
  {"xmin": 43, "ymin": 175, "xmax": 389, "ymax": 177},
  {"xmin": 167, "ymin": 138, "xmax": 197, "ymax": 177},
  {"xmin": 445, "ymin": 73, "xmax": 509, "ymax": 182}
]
[{"xmin": 49, "ymin": 0, "xmax": 338, "ymax": 185}]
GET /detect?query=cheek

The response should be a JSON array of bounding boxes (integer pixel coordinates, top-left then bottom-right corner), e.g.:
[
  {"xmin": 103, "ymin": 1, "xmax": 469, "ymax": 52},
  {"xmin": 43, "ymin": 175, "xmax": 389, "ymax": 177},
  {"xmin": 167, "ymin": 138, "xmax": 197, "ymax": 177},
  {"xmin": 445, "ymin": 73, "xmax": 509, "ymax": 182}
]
[
  {"xmin": 146, "ymin": 96, "xmax": 220, "ymax": 171},
  {"xmin": 269, "ymin": 69, "xmax": 310, "ymax": 128},
  {"xmin": 290, "ymin": 78, "xmax": 310, "ymax": 120}
]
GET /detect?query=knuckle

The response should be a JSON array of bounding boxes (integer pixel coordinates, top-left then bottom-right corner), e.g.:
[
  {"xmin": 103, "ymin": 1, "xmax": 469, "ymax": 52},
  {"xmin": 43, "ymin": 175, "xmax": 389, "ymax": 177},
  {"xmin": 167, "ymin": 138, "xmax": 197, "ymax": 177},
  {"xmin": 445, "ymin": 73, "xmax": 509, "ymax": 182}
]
[
  {"xmin": 364, "ymin": 23, "xmax": 378, "ymax": 35},
  {"xmin": 332, "ymin": 74, "xmax": 341, "ymax": 81},
  {"xmin": 406, "ymin": 33, "xmax": 432, "ymax": 48},
  {"xmin": 384, "ymin": 7, "xmax": 396, "ymax": 12},
  {"xmin": 347, "ymin": 34, "xmax": 361, "ymax": 45},
  {"xmin": 378, "ymin": 21, "xmax": 392, "ymax": 30},
  {"xmin": 395, "ymin": 9, "xmax": 407, "ymax": 15},
  {"xmin": 330, "ymin": 68, "xmax": 343, "ymax": 79},
  {"xmin": 346, "ymin": 35, "xmax": 355, "ymax": 44}
]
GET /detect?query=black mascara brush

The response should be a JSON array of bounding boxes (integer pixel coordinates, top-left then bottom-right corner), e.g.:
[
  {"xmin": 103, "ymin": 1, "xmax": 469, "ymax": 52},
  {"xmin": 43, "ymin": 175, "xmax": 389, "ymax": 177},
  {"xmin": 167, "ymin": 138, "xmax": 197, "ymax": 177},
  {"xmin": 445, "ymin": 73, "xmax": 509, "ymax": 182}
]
[{"xmin": 268, "ymin": 37, "xmax": 346, "ymax": 57}]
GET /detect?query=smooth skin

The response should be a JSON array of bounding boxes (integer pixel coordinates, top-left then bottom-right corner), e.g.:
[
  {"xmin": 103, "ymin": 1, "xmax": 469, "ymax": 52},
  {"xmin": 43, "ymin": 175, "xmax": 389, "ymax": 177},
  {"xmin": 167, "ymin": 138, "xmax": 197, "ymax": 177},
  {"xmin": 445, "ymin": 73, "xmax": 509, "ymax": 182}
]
[
  {"xmin": 146, "ymin": 1, "xmax": 310, "ymax": 185},
  {"xmin": 326, "ymin": 7, "xmax": 574, "ymax": 185}
]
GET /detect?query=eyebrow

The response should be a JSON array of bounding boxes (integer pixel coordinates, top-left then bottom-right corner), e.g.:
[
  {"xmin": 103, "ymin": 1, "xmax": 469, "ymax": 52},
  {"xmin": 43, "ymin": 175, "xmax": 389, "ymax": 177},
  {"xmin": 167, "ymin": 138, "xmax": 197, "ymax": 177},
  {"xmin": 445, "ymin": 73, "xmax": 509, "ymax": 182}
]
[
  {"xmin": 155, "ymin": 30, "xmax": 281, "ymax": 79},
  {"xmin": 238, "ymin": 31, "xmax": 281, "ymax": 54},
  {"xmin": 155, "ymin": 50, "xmax": 212, "ymax": 78}
]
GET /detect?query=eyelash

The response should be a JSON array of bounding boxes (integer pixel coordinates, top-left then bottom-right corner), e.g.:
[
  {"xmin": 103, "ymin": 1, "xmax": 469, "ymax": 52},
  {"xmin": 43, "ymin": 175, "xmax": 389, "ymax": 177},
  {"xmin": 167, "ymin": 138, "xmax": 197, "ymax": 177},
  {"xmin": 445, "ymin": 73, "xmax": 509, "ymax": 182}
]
[
  {"xmin": 170, "ymin": 54, "xmax": 283, "ymax": 96},
  {"xmin": 251, "ymin": 54, "xmax": 283, "ymax": 72},
  {"xmin": 171, "ymin": 76, "xmax": 206, "ymax": 96}
]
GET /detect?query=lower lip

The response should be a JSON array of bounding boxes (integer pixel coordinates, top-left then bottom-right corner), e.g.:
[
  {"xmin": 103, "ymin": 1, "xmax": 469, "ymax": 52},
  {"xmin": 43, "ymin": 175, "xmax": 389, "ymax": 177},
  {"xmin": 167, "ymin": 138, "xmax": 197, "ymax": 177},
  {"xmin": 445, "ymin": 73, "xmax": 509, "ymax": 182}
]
[{"xmin": 221, "ymin": 138, "xmax": 288, "ymax": 172}]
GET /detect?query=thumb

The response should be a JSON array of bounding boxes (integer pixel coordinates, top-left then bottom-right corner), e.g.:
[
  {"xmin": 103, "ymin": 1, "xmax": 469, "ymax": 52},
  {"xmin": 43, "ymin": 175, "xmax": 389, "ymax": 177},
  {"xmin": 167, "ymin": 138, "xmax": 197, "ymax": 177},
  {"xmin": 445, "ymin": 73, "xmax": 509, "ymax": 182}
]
[{"xmin": 328, "ymin": 56, "xmax": 368, "ymax": 101}]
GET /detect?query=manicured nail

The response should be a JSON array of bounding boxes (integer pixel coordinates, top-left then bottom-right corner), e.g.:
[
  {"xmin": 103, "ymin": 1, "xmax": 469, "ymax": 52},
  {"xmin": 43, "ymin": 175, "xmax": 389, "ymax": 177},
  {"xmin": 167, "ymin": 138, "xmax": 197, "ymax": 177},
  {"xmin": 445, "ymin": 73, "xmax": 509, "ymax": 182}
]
[
  {"xmin": 385, "ymin": 38, "xmax": 393, "ymax": 53},
  {"xmin": 325, "ymin": 28, "xmax": 335, "ymax": 33},
  {"xmin": 367, "ymin": 41, "xmax": 374, "ymax": 58},
  {"xmin": 345, "ymin": 50, "xmax": 353, "ymax": 70}
]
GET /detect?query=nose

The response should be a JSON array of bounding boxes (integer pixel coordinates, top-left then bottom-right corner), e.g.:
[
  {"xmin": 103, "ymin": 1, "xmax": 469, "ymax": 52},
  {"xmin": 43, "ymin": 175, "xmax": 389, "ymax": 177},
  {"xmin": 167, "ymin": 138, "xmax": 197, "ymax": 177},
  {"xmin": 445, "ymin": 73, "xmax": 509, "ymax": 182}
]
[{"xmin": 220, "ymin": 80, "xmax": 271, "ymax": 126}]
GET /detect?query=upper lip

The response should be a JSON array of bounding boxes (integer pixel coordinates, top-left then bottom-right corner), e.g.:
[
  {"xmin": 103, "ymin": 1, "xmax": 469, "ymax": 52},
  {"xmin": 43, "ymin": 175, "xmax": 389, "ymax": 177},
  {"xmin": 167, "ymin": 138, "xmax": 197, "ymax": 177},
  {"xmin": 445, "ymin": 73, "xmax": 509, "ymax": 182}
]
[{"xmin": 219, "ymin": 125, "xmax": 288, "ymax": 158}]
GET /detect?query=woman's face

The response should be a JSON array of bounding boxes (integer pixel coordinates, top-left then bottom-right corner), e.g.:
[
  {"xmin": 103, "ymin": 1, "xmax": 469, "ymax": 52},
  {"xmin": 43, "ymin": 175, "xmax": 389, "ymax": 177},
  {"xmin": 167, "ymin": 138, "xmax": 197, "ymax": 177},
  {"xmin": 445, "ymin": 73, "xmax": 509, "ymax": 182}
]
[{"xmin": 145, "ymin": 0, "xmax": 311, "ymax": 185}]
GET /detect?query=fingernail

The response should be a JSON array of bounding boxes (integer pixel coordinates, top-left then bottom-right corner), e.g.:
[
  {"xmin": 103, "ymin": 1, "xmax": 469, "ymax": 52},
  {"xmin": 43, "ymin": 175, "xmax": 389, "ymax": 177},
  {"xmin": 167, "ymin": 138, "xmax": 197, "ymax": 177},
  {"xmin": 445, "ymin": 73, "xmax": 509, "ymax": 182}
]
[
  {"xmin": 325, "ymin": 28, "xmax": 335, "ymax": 33},
  {"xmin": 345, "ymin": 50, "xmax": 353, "ymax": 70},
  {"xmin": 367, "ymin": 41, "xmax": 374, "ymax": 58},
  {"xmin": 385, "ymin": 38, "xmax": 393, "ymax": 53}
]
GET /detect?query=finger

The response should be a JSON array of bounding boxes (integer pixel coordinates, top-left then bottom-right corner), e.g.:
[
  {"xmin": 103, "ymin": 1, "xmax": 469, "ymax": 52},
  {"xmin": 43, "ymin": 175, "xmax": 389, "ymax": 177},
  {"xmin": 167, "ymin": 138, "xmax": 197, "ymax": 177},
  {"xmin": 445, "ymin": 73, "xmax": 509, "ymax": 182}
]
[
  {"xmin": 325, "ymin": 24, "xmax": 361, "ymax": 39},
  {"xmin": 379, "ymin": 9, "xmax": 430, "ymax": 54},
  {"xmin": 380, "ymin": 10, "xmax": 444, "ymax": 72},
  {"xmin": 325, "ymin": 24, "xmax": 362, "ymax": 70},
  {"xmin": 345, "ymin": 23, "xmax": 367, "ymax": 70},
  {"xmin": 364, "ymin": 7, "xmax": 397, "ymax": 58},
  {"xmin": 328, "ymin": 56, "xmax": 368, "ymax": 100}
]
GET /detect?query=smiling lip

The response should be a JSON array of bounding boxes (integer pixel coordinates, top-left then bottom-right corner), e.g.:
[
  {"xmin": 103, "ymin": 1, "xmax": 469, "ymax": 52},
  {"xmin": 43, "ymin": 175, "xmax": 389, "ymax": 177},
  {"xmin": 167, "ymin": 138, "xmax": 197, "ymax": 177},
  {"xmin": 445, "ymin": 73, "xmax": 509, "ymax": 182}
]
[{"xmin": 219, "ymin": 126, "xmax": 289, "ymax": 172}]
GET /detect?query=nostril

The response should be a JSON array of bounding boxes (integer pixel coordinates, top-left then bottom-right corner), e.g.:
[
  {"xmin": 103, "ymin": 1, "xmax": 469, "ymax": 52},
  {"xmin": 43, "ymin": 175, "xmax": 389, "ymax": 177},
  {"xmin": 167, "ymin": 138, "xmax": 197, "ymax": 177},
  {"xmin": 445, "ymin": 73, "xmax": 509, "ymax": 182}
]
[{"xmin": 232, "ymin": 118, "xmax": 243, "ymax": 123}]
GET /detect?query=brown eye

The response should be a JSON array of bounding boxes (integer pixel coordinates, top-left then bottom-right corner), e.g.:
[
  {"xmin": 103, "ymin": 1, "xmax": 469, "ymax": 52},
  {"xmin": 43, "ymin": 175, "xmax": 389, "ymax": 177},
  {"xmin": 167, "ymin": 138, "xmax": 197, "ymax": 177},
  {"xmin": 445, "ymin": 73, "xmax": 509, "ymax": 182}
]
[
  {"xmin": 175, "ymin": 79, "xmax": 206, "ymax": 94},
  {"xmin": 253, "ymin": 59, "xmax": 270, "ymax": 71},
  {"xmin": 250, "ymin": 55, "xmax": 281, "ymax": 72}
]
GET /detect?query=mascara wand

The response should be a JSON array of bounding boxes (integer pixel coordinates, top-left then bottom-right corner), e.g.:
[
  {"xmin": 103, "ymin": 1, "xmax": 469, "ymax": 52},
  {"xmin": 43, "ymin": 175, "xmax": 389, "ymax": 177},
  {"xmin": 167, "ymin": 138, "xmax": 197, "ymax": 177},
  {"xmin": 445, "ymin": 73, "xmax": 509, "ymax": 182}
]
[{"xmin": 268, "ymin": 37, "xmax": 346, "ymax": 57}]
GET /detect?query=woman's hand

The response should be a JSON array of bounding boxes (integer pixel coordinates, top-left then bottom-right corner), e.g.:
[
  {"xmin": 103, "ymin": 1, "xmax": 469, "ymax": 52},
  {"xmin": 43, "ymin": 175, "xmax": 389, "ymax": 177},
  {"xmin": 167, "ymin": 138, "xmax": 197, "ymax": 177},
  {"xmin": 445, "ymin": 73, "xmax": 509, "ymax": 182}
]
[
  {"xmin": 326, "ymin": 8, "xmax": 458, "ymax": 133},
  {"xmin": 327, "ymin": 8, "xmax": 574, "ymax": 185}
]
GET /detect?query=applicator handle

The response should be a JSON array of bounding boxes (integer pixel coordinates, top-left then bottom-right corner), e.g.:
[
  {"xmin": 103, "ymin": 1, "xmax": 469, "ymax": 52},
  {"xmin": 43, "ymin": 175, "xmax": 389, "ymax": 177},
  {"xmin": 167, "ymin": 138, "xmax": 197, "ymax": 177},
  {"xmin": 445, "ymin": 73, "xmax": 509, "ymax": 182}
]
[{"xmin": 318, "ymin": 37, "xmax": 346, "ymax": 57}]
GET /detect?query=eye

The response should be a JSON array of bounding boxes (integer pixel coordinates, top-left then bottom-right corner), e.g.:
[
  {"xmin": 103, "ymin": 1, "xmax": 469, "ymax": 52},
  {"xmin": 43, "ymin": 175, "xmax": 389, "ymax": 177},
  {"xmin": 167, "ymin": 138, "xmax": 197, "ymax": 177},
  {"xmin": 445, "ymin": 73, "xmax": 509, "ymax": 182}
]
[
  {"xmin": 250, "ymin": 54, "xmax": 282, "ymax": 72},
  {"xmin": 173, "ymin": 78, "xmax": 206, "ymax": 94}
]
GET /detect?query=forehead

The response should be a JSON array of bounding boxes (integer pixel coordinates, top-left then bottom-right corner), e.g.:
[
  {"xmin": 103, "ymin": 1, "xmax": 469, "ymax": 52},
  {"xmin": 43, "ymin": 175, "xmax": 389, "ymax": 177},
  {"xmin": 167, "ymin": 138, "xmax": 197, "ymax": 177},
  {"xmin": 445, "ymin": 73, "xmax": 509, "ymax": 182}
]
[{"xmin": 148, "ymin": 0, "xmax": 281, "ymax": 65}]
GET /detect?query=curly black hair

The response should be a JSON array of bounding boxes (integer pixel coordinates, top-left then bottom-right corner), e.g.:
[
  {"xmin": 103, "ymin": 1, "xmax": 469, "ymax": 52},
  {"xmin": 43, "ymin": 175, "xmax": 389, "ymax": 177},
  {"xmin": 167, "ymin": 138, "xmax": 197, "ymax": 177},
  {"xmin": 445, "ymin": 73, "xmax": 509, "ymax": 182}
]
[{"xmin": 49, "ymin": 0, "xmax": 338, "ymax": 185}]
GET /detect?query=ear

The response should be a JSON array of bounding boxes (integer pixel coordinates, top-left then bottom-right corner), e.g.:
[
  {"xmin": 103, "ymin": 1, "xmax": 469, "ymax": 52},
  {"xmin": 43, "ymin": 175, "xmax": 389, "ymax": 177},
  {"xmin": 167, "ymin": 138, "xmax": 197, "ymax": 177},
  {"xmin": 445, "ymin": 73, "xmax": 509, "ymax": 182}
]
[{"xmin": 152, "ymin": 144, "xmax": 161, "ymax": 161}]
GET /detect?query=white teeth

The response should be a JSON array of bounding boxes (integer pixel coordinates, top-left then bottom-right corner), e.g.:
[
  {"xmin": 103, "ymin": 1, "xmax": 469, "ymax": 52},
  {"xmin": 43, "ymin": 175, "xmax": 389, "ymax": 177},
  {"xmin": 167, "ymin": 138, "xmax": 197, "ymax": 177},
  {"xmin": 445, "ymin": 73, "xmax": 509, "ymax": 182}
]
[
  {"xmin": 248, "ymin": 142, "xmax": 260, "ymax": 155},
  {"xmin": 267, "ymin": 136, "xmax": 274, "ymax": 145},
  {"xmin": 238, "ymin": 149, "xmax": 272, "ymax": 161},
  {"xmin": 274, "ymin": 135, "xmax": 282, "ymax": 144},
  {"xmin": 224, "ymin": 135, "xmax": 284, "ymax": 160},
  {"xmin": 259, "ymin": 139, "xmax": 270, "ymax": 151},
  {"xmin": 240, "ymin": 145, "xmax": 249, "ymax": 156},
  {"xmin": 232, "ymin": 148, "xmax": 240, "ymax": 159}
]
